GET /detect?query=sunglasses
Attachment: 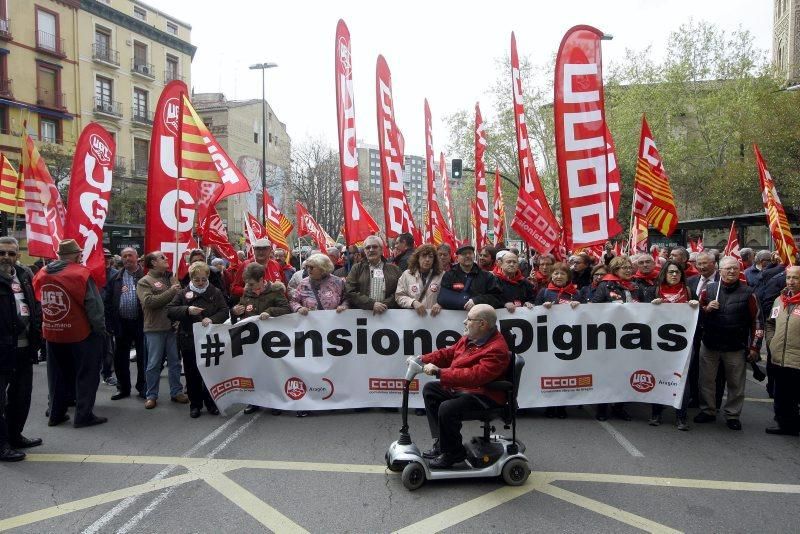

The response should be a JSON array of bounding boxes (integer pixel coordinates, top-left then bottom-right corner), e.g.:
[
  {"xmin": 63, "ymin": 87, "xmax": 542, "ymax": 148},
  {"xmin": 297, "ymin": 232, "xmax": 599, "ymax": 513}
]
[{"xmin": 0, "ymin": 250, "xmax": 17, "ymax": 257}]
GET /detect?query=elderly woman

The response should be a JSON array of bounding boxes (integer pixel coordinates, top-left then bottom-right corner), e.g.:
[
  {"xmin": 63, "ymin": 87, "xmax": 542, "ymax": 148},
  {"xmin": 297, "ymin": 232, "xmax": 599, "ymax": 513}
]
[
  {"xmin": 529, "ymin": 253, "xmax": 555, "ymax": 294},
  {"xmin": 396, "ymin": 244, "xmax": 444, "ymax": 316},
  {"xmin": 290, "ymin": 253, "xmax": 348, "ymax": 315},
  {"xmin": 579, "ymin": 263, "xmax": 609, "ymax": 303},
  {"xmin": 166, "ymin": 261, "xmax": 229, "ymax": 419},
  {"xmin": 496, "ymin": 252, "xmax": 536, "ymax": 313}
]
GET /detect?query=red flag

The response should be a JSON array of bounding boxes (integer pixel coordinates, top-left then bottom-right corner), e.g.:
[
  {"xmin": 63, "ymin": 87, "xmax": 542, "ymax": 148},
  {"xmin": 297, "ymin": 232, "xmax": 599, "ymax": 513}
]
[
  {"xmin": 376, "ymin": 54, "xmax": 417, "ymax": 241},
  {"xmin": 629, "ymin": 214, "xmax": 649, "ymax": 253},
  {"xmin": 723, "ymin": 220, "xmax": 741, "ymax": 261},
  {"xmin": 296, "ymin": 201, "xmax": 336, "ymax": 253},
  {"xmin": 493, "ymin": 169, "xmax": 506, "ymax": 247},
  {"xmin": 754, "ymin": 144, "xmax": 798, "ymax": 265},
  {"xmin": 509, "ymin": 33, "xmax": 561, "ymax": 253},
  {"xmin": 470, "ymin": 199, "xmax": 478, "ymax": 246},
  {"xmin": 697, "ymin": 236, "xmax": 704, "ymax": 252},
  {"xmin": 554, "ymin": 25, "xmax": 621, "ymax": 249},
  {"xmin": 335, "ymin": 20, "xmax": 380, "ymax": 245},
  {"xmin": 424, "ymin": 100, "xmax": 456, "ymax": 250},
  {"xmin": 474, "ymin": 103, "xmax": 490, "ymax": 248},
  {"xmin": 145, "ymin": 80, "xmax": 198, "ymax": 277},
  {"xmin": 633, "ymin": 115, "xmax": 678, "ymax": 237},
  {"xmin": 198, "ymin": 205, "xmax": 239, "ymax": 268},
  {"xmin": 21, "ymin": 130, "xmax": 66, "ymax": 259},
  {"xmin": 63, "ymin": 124, "xmax": 115, "ymax": 287},
  {"xmin": 613, "ymin": 241, "xmax": 622, "ymax": 257},
  {"xmin": 439, "ymin": 152, "xmax": 455, "ymax": 234},
  {"xmin": 262, "ymin": 189, "xmax": 292, "ymax": 252}
]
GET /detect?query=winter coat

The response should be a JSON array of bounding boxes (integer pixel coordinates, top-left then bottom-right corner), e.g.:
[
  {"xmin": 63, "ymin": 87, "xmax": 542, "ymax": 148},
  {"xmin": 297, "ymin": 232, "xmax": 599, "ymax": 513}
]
[
  {"xmin": 767, "ymin": 292, "xmax": 800, "ymax": 370},
  {"xmin": 234, "ymin": 281, "xmax": 291, "ymax": 320},
  {"xmin": 345, "ymin": 260, "xmax": 401, "ymax": 310},
  {"xmin": 166, "ymin": 284, "xmax": 229, "ymax": 351},
  {"xmin": 395, "ymin": 270, "xmax": 444, "ymax": 310},
  {"xmin": 137, "ymin": 271, "xmax": 179, "ymax": 332}
]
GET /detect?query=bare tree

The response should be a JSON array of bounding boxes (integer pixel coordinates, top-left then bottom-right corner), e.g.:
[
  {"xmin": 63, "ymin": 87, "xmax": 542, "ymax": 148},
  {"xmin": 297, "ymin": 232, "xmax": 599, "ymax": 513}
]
[{"xmin": 291, "ymin": 138, "xmax": 344, "ymax": 239}]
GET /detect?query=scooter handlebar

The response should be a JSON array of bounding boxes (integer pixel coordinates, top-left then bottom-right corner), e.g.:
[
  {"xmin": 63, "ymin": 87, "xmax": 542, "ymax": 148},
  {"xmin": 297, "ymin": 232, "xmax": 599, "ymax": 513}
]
[{"xmin": 405, "ymin": 356, "xmax": 424, "ymax": 381}]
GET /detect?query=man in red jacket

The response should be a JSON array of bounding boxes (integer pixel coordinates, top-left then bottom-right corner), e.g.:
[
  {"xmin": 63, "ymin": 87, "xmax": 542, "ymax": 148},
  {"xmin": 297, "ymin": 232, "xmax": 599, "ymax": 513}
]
[{"xmin": 420, "ymin": 303, "xmax": 509, "ymax": 468}]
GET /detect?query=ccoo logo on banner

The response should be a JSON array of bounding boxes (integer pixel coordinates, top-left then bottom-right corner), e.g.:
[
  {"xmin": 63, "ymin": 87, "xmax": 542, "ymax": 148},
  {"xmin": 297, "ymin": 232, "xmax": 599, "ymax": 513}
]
[{"xmin": 194, "ymin": 305, "xmax": 697, "ymax": 414}]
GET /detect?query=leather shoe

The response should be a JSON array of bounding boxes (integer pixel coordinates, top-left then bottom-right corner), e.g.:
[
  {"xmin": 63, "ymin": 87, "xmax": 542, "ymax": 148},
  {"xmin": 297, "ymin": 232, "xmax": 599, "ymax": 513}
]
[
  {"xmin": 10, "ymin": 436, "xmax": 42, "ymax": 449},
  {"xmin": 0, "ymin": 445, "xmax": 25, "ymax": 462},
  {"xmin": 48, "ymin": 414, "xmax": 70, "ymax": 427},
  {"xmin": 145, "ymin": 399, "xmax": 157, "ymax": 409},
  {"xmin": 171, "ymin": 393, "xmax": 189, "ymax": 404},
  {"xmin": 189, "ymin": 407, "xmax": 201, "ymax": 418},
  {"xmin": 693, "ymin": 412, "xmax": 716, "ymax": 424},
  {"xmin": 243, "ymin": 404, "xmax": 260, "ymax": 414},
  {"xmin": 726, "ymin": 419, "xmax": 742, "ymax": 431},
  {"xmin": 765, "ymin": 426, "xmax": 799, "ymax": 436},
  {"xmin": 207, "ymin": 406, "xmax": 220, "ymax": 416},
  {"xmin": 74, "ymin": 415, "xmax": 108, "ymax": 428},
  {"xmin": 111, "ymin": 392, "xmax": 130, "ymax": 401},
  {"xmin": 422, "ymin": 440, "xmax": 440, "ymax": 459},
  {"xmin": 428, "ymin": 448, "xmax": 467, "ymax": 469}
]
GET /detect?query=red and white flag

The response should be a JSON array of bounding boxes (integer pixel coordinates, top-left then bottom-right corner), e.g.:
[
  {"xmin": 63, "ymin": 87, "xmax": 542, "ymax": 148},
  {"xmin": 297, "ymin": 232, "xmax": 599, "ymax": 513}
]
[
  {"xmin": 493, "ymin": 169, "xmax": 506, "ymax": 247},
  {"xmin": 21, "ymin": 130, "xmax": 65, "ymax": 259},
  {"xmin": 263, "ymin": 189, "xmax": 293, "ymax": 252},
  {"xmin": 296, "ymin": 201, "xmax": 336, "ymax": 253},
  {"xmin": 376, "ymin": 54, "xmax": 417, "ymax": 242},
  {"xmin": 723, "ymin": 220, "xmax": 741, "ymax": 261},
  {"xmin": 335, "ymin": 20, "xmax": 380, "ymax": 245},
  {"xmin": 633, "ymin": 116, "xmax": 678, "ymax": 237},
  {"xmin": 198, "ymin": 205, "xmax": 239, "ymax": 268},
  {"xmin": 439, "ymin": 152, "xmax": 455, "ymax": 234},
  {"xmin": 509, "ymin": 32, "xmax": 561, "ymax": 253},
  {"xmin": 423, "ymin": 100, "xmax": 456, "ymax": 249},
  {"xmin": 474, "ymin": 103, "xmax": 490, "ymax": 249},
  {"xmin": 554, "ymin": 25, "xmax": 621, "ymax": 249},
  {"xmin": 754, "ymin": 144, "xmax": 798, "ymax": 265},
  {"xmin": 63, "ymin": 123, "xmax": 115, "ymax": 287}
]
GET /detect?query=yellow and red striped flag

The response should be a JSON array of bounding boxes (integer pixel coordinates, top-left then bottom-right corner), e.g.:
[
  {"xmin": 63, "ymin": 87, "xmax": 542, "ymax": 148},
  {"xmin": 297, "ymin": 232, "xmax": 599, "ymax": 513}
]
[
  {"xmin": 179, "ymin": 95, "xmax": 222, "ymax": 183},
  {"xmin": 632, "ymin": 116, "xmax": 678, "ymax": 237},
  {"xmin": 0, "ymin": 154, "xmax": 24, "ymax": 214},
  {"xmin": 754, "ymin": 144, "xmax": 798, "ymax": 265},
  {"xmin": 263, "ymin": 188, "xmax": 292, "ymax": 252}
]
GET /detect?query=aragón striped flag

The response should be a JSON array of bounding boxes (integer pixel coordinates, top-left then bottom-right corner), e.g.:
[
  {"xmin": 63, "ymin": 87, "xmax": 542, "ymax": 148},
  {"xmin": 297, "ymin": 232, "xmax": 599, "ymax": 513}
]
[
  {"xmin": 0, "ymin": 154, "xmax": 24, "ymax": 214},
  {"xmin": 754, "ymin": 145, "xmax": 798, "ymax": 265},
  {"xmin": 633, "ymin": 116, "xmax": 677, "ymax": 237},
  {"xmin": 263, "ymin": 188, "xmax": 292, "ymax": 252},
  {"xmin": 21, "ymin": 131, "xmax": 65, "ymax": 259}
]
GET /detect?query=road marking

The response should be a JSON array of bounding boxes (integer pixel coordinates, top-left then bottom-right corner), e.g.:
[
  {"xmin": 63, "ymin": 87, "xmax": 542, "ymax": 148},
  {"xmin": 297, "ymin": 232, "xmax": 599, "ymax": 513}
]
[
  {"xmin": 744, "ymin": 397, "xmax": 773, "ymax": 403},
  {"xmin": 536, "ymin": 483, "xmax": 681, "ymax": 533},
  {"xmin": 81, "ymin": 410, "xmax": 247, "ymax": 534},
  {"xmin": 549, "ymin": 471, "xmax": 800, "ymax": 494},
  {"xmin": 115, "ymin": 411, "xmax": 262, "ymax": 534},
  {"xmin": 597, "ymin": 420, "xmax": 644, "ymax": 457}
]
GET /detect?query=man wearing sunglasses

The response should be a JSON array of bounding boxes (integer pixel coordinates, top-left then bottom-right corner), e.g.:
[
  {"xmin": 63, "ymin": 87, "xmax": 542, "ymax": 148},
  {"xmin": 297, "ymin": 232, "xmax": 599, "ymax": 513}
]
[{"xmin": 0, "ymin": 237, "xmax": 42, "ymax": 461}]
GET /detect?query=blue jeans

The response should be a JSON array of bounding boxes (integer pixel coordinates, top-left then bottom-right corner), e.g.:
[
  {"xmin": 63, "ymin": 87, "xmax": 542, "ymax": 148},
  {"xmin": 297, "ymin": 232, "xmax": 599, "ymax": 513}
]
[{"xmin": 144, "ymin": 331, "xmax": 183, "ymax": 400}]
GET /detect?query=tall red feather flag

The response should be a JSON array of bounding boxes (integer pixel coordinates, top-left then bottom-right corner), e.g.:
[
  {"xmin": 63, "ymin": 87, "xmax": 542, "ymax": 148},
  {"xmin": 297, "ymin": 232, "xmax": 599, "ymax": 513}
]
[
  {"xmin": 423, "ymin": 99, "xmax": 456, "ymax": 250},
  {"xmin": 723, "ymin": 220, "xmax": 741, "ymax": 261},
  {"xmin": 335, "ymin": 20, "xmax": 380, "ymax": 245},
  {"xmin": 492, "ymin": 169, "xmax": 506, "ymax": 247},
  {"xmin": 509, "ymin": 32, "xmax": 561, "ymax": 253},
  {"xmin": 439, "ymin": 152, "xmax": 455, "ymax": 234},
  {"xmin": 21, "ymin": 129, "xmax": 66, "ymax": 259},
  {"xmin": 63, "ymin": 123, "xmax": 115, "ymax": 287},
  {"xmin": 554, "ymin": 25, "xmax": 621, "ymax": 249},
  {"xmin": 632, "ymin": 115, "xmax": 678, "ymax": 237},
  {"xmin": 474, "ymin": 103, "xmax": 490, "ymax": 249},
  {"xmin": 754, "ymin": 144, "xmax": 798, "ymax": 265}
]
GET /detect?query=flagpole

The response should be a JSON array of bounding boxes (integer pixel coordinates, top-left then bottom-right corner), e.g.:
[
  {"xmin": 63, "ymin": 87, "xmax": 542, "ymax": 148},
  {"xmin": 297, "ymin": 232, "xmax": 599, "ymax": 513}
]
[{"xmin": 175, "ymin": 94, "xmax": 184, "ymax": 278}]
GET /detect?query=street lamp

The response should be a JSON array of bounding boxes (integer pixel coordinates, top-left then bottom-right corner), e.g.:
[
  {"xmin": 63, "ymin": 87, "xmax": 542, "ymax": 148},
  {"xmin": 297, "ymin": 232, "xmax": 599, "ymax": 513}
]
[{"xmin": 249, "ymin": 62, "xmax": 278, "ymax": 226}]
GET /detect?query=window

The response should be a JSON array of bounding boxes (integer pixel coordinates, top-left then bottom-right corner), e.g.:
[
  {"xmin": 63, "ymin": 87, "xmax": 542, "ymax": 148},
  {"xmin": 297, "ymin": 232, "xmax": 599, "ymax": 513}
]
[
  {"xmin": 40, "ymin": 117, "xmax": 58, "ymax": 143},
  {"xmin": 95, "ymin": 76, "xmax": 113, "ymax": 113},
  {"xmin": 0, "ymin": 105, "xmax": 8, "ymax": 134},
  {"xmin": 94, "ymin": 27, "xmax": 112, "ymax": 62},
  {"xmin": 166, "ymin": 54, "xmax": 179, "ymax": 81},
  {"xmin": 134, "ymin": 138, "xmax": 149, "ymax": 175},
  {"xmin": 268, "ymin": 133, "xmax": 272, "ymax": 143},
  {"xmin": 166, "ymin": 21, "xmax": 178, "ymax": 35},
  {"xmin": 36, "ymin": 8, "xmax": 58, "ymax": 52},
  {"xmin": 133, "ymin": 88, "xmax": 148, "ymax": 120},
  {"xmin": 37, "ymin": 63, "xmax": 60, "ymax": 108},
  {"xmin": 254, "ymin": 131, "xmax": 259, "ymax": 143},
  {"xmin": 133, "ymin": 6, "xmax": 146, "ymax": 21}
]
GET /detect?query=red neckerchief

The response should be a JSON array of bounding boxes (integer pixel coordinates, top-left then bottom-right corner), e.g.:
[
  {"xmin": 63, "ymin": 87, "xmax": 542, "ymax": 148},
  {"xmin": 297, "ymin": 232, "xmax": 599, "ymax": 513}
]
[
  {"xmin": 546, "ymin": 282, "xmax": 578, "ymax": 299},
  {"xmin": 533, "ymin": 271, "xmax": 548, "ymax": 284},
  {"xmin": 658, "ymin": 283, "xmax": 689, "ymax": 303},
  {"xmin": 684, "ymin": 264, "xmax": 700, "ymax": 278},
  {"xmin": 634, "ymin": 270, "xmax": 659, "ymax": 283},
  {"xmin": 602, "ymin": 273, "xmax": 637, "ymax": 291},
  {"xmin": 492, "ymin": 264, "xmax": 504, "ymax": 277},
  {"xmin": 496, "ymin": 269, "xmax": 525, "ymax": 284},
  {"xmin": 781, "ymin": 290, "xmax": 800, "ymax": 308}
]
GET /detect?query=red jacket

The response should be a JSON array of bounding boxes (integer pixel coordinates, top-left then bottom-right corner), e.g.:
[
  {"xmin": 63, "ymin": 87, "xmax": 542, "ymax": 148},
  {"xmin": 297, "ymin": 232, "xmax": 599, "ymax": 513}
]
[
  {"xmin": 230, "ymin": 259, "xmax": 282, "ymax": 298},
  {"xmin": 422, "ymin": 329, "xmax": 510, "ymax": 405}
]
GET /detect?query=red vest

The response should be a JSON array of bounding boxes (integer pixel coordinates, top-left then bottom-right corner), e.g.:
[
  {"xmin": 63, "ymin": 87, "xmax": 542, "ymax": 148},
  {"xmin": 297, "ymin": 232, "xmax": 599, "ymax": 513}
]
[{"xmin": 33, "ymin": 262, "xmax": 92, "ymax": 343}]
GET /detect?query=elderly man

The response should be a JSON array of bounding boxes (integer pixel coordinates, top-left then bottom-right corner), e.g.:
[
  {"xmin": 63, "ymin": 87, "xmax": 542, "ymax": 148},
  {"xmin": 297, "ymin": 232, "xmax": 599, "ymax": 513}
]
[
  {"xmin": 437, "ymin": 244, "xmax": 454, "ymax": 271},
  {"xmin": 346, "ymin": 236, "xmax": 400, "ymax": 314},
  {"xmin": 33, "ymin": 239, "xmax": 107, "ymax": 428},
  {"xmin": 439, "ymin": 245, "xmax": 503, "ymax": 310},
  {"xmin": 632, "ymin": 253, "xmax": 659, "ymax": 289},
  {"xmin": 391, "ymin": 232, "xmax": 415, "ymax": 272},
  {"xmin": 694, "ymin": 257, "xmax": 763, "ymax": 430},
  {"xmin": 273, "ymin": 248, "xmax": 296, "ymax": 284},
  {"xmin": 0, "ymin": 237, "xmax": 42, "ymax": 461},
  {"xmin": 419, "ymin": 304, "xmax": 510, "ymax": 468},
  {"xmin": 745, "ymin": 250, "xmax": 772, "ymax": 287},
  {"xmin": 686, "ymin": 251, "xmax": 723, "ymax": 408},
  {"xmin": 230, "ymin": 238, "xmax": 282, "ymax": 298},
  {"xmin": 765, "ymin": 266, "xmax": 800, "ymax": 436},
  {"xmin": 105, "ymin": 247, "xmax": 146, "ymax": 400}
]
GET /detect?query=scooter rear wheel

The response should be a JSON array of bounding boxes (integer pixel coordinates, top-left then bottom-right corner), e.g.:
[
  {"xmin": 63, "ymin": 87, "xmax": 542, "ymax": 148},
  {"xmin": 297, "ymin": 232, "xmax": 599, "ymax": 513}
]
[
  {"xmin": 401, "ymin": 462, "xmax": 426, "ymax": 490},
  {"xmin": 501, "ymin": 458, "xmax": 530, "ymax": 486}
]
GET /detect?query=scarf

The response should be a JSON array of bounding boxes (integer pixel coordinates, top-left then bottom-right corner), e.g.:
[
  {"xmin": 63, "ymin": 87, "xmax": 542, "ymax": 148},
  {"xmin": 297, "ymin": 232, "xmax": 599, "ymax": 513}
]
[
  {"xmin": 189, "ymin": 282, "xmax": 208, "ymax": 294},
  {"xmin": 601, "ymin": 273, "xmax": 637, "ymax": 291},
  {"xmin": 658, "ymin": 283, "xmax": 689, "ymax": 303},
  {"xmin": 546, "ymin": 282, "xmax": 578, "ymax": 301},
  {"xmin": 781, "ymin": 289, "xmax": 800, "ymax": 308},
  {"xmin": 496, "ymin": 269, "xmax": 525, "ymax": 284},
  {"xmin": 634, "ymin": 269, "xmax": 659, "ymax": 283}
]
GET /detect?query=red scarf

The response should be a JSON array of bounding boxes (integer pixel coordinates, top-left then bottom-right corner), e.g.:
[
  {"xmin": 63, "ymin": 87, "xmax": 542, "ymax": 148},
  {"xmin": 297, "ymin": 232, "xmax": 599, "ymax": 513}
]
[
  {"xmin": 601, "ymin": 273, "xmax": 637, "ymax": 291},
  {"xmin": 546, "ymin": 282, "xmax": 578, "ymax": 302},
  {"xmin": 634, "ymin": 270, "xmax": 659, "ymax": 283},
  {"xmin": 496, "ymin": 269, "xmax": 525, "ymax": 284},
  {"xmin": 684, "ymin": 263, "xmax": 700, "ymax": 278},
  {"xmin": 780, "ymin": 290, "xmax": 800, "ymax": 308},
  {"xmin": 658, "ymin": 283, "xmax": 689, "ymax": 303}
]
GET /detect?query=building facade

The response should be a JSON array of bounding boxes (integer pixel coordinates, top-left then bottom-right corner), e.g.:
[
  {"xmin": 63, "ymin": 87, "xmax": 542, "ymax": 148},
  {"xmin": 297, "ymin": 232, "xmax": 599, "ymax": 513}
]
[
  {"xmin": 773, "ymin": 0, "xmax": 800, "ymax": 84},
  {"xmin": 193, "ymin": 92, "xmax": 291, "ymax": 242}
]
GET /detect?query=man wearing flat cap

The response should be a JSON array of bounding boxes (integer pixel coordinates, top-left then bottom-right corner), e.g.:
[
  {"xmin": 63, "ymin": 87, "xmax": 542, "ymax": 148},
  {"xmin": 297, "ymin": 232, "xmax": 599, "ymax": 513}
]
[
  {"xmin": 437, "ymin": 244, "xmax": 503, "ymax": 310},
  {"xmin": 230, "ymin": 238, "xmax": 283, "ymax": 299},
  {"xmin": 32, "ymin": 239, "xmax": 108, "ymax": 428}
]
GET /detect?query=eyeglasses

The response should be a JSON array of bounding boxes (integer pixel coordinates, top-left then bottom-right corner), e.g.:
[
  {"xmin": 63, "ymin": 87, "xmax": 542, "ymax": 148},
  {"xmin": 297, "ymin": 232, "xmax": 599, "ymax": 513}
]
[
  {"xmin": 666, "ymin": 270, "xmax": 681, "ymax": 275},
  {"xmin": 0, "ymin": 250, "xmax": 17, "ymax": 257}
]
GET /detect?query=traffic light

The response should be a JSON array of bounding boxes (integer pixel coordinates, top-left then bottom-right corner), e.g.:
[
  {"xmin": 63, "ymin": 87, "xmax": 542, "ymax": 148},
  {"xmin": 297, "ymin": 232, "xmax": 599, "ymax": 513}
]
[{"xmin": 451, "ymin": 158, "xmax": 462, "ymax": 179}]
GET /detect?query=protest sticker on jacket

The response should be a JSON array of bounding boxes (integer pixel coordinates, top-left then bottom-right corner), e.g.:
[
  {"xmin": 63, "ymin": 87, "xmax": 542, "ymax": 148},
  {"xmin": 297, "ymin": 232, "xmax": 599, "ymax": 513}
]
[{"xmin": 195, "ymin": 305, "xmax": 697, "ymax": 414}]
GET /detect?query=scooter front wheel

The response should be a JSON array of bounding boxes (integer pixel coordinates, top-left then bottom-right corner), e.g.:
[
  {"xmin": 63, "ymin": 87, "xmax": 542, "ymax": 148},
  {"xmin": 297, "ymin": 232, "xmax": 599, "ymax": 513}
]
[
  {"xmin": 401, "ymin": 462, "xmax": 426, "ymax": 490},
  {"xmin": 502, "ymin": 458, "xmax": 530, "ymax": 486}
]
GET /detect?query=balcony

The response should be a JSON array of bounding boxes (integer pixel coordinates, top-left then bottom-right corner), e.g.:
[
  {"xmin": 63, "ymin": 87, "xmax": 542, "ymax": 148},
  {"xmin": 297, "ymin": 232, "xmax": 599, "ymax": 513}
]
[
  {"xmin": 36, "ymin": 30, "xmax": 66, "ymax": 58},
  {"xmin": 0, "ymin": 18, "xmax": 11, "ymax": 40},
  {"xmin": 131, "ymin": 59, "xmax": 155, "ymax": 79},
  {"xmin": 92, "ymin": 43, "xmax": 119, "ymax": 67},
  {"xmin": 131, "ymin": 106, "xmax": 154, "ymax": 125},
  {"xmin": 37, "ymin": 87, "xmax": 66, "ymax": 110},
  {"xmin": 94, "ymin": 98, "xmax": 122, "ymax": 118},
  {"xmin": 164, "ymin": 70, "xmax": 183, "ymax": 83},
  {"xmin": 114, "ymin": 156, "xmax": 127, "ymax": 174},
  {"xmin": 133, "ymin": 158, "xmax": 149, "ymax": 177},
  {"xmin": 0, "ymin": 78, "xmax": 12, "ymax": 99}
]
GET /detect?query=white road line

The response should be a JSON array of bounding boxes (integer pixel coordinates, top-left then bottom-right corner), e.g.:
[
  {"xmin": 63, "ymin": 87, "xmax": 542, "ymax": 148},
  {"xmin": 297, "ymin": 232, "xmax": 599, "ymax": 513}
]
[
  {"xmin": 597, "ymin": 420, "xmax": 644, "ymax": 457},
  {"xmin": 80, "ymin": 410, "xmax": 247, "ymax": 534},
  {"xmin": 114, "ymin": 412, "xmax": 262, "ymax": 534}
]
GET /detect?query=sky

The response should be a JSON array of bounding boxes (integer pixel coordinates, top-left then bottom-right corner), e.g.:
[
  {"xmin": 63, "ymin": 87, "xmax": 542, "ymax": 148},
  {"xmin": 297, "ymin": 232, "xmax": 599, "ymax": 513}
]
[{"xmin": 158, "ymin": 0, "xmax": 773, "ymax": 159}]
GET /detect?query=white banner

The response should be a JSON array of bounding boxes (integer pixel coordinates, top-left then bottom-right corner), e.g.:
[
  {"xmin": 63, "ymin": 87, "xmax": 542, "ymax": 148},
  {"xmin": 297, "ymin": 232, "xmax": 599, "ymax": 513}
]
[{"xmin": 194, "ymin": 305, "xmax": 697, "ymax": 414}]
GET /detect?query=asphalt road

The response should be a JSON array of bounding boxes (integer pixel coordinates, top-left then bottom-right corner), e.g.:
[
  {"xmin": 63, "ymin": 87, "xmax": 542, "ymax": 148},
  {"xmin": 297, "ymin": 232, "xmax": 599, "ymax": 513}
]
[{"xmin": 1, "ymin": 364, "xmax": 798, "ymax": 533}]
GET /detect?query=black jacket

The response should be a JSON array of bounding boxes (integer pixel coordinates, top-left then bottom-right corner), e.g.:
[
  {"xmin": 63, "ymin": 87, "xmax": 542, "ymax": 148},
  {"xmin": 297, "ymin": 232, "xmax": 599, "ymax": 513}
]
[
  {"xmin": 498, "ymin": 277, "xmax": 536, "ymax": 305},
  {"xmin": 0, "ymin": 265, "xmax": 41, "ymax": 372},
  {"xmin": 591, "ymin": 279, "xmax": 645, "ymax": 303},
  {"xmin": 439, "ymin": 264, "xmax": 503, "ymax": 309},
  {"xmin": 104, "ymin": 266, "xmax": 145, "ymax": 335},
  {"xmin": 166, "ymin": 284, "xmax": 229, "ymax": 351}
]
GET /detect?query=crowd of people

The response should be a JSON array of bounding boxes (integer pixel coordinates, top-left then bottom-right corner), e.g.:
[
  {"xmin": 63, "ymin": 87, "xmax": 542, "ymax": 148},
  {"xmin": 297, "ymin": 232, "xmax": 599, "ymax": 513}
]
[{"xmin": 1, "ymin": 232, "xmax": 798, "ymax": 463}]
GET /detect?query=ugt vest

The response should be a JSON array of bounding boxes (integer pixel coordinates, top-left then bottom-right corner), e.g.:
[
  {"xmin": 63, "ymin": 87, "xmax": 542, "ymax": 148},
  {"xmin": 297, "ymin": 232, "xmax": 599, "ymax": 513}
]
[{"xmin": 33, "ymin": 263, "xmax": 92, "ymax": 343}]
